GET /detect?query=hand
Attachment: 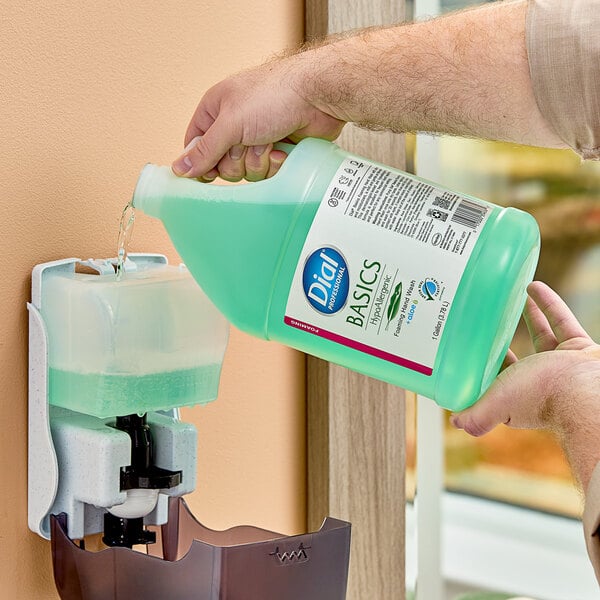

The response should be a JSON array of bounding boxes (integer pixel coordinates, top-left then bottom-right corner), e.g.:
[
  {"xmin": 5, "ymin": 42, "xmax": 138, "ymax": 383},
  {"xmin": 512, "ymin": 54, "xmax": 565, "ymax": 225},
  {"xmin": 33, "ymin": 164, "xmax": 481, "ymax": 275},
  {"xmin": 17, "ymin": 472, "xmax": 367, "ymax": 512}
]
[
  {"xmin": 451, "ymin": 281, "xmax": 600, "ymax": 490},
  {"xmin": 171, "ymin": 1, "xmax": 567, "ymax": 181},
  {"xmin": 171, "ymin": 53, "xmax": 346, "ymax": 182}
]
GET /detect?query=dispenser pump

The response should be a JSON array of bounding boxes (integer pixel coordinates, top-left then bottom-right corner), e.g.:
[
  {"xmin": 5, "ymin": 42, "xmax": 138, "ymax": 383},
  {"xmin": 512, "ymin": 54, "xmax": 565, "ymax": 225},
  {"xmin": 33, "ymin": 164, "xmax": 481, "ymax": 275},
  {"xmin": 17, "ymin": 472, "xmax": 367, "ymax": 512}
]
[
  {"xmin": 27, "ymin": 255, "xmax": 228, "ymax": 542},
  {"xmin": 103, "ymin": 413, "xmax": 182, "ymax": 548}
]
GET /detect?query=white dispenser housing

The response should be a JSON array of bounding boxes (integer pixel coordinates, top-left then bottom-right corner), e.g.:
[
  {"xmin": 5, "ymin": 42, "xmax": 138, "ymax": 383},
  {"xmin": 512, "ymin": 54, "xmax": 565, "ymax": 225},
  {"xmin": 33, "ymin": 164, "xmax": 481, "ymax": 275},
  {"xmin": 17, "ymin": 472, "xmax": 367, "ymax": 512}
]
[{"xmin": 28, "ymin": 254, "xmax": 229, "ymax": 540}]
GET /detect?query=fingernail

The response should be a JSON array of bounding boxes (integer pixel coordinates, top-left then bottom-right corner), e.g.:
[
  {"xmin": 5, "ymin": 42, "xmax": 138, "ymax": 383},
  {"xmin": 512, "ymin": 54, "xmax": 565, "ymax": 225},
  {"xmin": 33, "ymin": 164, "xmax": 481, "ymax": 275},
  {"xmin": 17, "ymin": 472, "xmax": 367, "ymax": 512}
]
[
  {"xmin": 184, "ymin": 135, "xmax": 202, "ymax": 153},
  {"xmin": 254, "ymin": 144, "xmax": 268, "ymax": 156},
  {"xmin": 229, "ymin": 144, "xmax": 244, "ymax": 160},
  {"xmin": 200, "ymin": 170, "xmax": 218, "ymax": 182},
  {"xmin": 271, "ymin": 149, "xmax": 287, "ymax": 162},
  {"xmin": 172, "ymin": 155, "xmax": 193, "ymax": 176}
]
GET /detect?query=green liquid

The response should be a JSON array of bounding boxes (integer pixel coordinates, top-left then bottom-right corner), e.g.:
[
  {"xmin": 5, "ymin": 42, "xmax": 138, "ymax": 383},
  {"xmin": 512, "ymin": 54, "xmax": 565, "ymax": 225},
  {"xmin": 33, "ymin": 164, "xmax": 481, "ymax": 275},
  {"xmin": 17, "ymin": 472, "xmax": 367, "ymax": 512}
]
[
  {"xmin": 49, "ymin": 365, "xmax": 221, "ymax": 418},
  {"xmin": 134, "ymin": 138, "xmax": 540, "ymax": 410}
]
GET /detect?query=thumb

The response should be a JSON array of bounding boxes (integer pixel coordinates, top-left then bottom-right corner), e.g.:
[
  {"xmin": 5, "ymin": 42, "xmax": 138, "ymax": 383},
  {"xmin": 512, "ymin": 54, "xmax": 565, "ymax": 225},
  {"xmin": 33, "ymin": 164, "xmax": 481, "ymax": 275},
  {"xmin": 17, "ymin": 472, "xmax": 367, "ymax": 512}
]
[
  {"xmin": 172, "ymin": 118, "xmax": 239, "ymax": 178},
  {"xmin": 451, "ymin": 374, "xmax": 515, "ymax": 437},
  {"xmin": 451, "ymin": 354, "xmax": 555, "ymax": 437}
]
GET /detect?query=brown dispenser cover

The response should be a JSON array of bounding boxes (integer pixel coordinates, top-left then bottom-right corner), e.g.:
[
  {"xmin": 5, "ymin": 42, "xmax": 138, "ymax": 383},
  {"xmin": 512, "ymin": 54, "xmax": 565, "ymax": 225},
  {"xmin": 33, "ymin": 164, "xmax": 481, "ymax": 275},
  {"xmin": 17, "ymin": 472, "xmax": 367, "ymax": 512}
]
[{"xmin": 51, "ymin": 497, "xmax": 351, "ymax": 599}]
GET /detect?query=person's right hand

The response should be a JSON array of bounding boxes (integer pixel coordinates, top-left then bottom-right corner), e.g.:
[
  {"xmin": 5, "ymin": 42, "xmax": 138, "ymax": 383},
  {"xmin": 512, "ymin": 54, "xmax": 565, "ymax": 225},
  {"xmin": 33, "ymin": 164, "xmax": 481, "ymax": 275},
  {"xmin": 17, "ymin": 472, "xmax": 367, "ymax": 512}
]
[
  {"xmin": 171, "ymin": 53, "xmax": 346, "ymax": 182},
  {"xmin": 451, "ymin": 281, "xmax": 600, "ymax": 490}
]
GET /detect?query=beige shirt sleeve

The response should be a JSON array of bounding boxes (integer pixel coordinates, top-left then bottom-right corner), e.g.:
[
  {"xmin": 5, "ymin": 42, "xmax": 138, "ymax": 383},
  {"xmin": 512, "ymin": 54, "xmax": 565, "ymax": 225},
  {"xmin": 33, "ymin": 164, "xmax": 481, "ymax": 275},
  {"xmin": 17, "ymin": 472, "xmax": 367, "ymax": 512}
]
[
  {"xmin": 583, "ymin": 463, "xmax": 600, "ymax": 583},
  {"xmin": 526, "ymin": 0, "xmax": 600, "ymax": 159}
]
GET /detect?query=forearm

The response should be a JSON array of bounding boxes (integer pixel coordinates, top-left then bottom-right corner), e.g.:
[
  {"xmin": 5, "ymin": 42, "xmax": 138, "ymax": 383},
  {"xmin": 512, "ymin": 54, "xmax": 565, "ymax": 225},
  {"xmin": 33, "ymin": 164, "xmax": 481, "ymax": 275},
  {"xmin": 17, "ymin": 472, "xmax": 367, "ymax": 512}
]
[{"xmin": 297, "ymin": 0, "xmax": 566, "ymax": 149}]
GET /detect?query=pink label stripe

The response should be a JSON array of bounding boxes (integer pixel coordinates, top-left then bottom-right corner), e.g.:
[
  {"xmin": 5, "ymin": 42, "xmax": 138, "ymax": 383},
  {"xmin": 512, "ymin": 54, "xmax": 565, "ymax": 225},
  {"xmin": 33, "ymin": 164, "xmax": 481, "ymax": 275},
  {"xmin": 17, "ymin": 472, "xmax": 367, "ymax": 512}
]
[{"xmin": 284, "ymin": 316, "xmax": 433, "ymax": 376}]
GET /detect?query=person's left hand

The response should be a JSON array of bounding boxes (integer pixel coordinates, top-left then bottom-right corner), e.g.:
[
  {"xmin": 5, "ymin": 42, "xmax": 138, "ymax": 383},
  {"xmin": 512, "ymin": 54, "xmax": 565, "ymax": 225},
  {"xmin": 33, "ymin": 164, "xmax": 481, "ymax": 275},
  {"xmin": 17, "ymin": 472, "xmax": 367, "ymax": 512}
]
[{"xmin": 451, "ymin": 281, "xmax": 600, "ymax": 489}]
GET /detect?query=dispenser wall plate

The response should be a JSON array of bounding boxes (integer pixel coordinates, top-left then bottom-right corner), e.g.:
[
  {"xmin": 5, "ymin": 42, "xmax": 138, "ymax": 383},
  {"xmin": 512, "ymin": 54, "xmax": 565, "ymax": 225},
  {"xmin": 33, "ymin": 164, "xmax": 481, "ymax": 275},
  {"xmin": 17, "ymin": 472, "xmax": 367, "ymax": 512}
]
[{"xmin": 28, "ymin": 255, "xmax": 228, "ymax": 539}]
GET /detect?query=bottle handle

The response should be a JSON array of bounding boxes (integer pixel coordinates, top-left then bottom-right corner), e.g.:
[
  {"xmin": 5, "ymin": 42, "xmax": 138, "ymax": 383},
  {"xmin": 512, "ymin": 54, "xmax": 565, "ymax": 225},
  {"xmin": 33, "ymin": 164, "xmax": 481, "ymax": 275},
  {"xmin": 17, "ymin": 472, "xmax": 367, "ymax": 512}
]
[{"xmin": 273, "ymin": 141, "xmax": 296, "ymax": 155}]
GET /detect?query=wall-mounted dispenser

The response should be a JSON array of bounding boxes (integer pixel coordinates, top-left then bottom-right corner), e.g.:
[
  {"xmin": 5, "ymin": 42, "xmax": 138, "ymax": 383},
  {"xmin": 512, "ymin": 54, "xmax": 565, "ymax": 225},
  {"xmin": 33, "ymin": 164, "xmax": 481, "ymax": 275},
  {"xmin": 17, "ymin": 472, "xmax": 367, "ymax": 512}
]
[{"xmin": 28, "ymin": 254, "xmax": 351, "ymax": 599}]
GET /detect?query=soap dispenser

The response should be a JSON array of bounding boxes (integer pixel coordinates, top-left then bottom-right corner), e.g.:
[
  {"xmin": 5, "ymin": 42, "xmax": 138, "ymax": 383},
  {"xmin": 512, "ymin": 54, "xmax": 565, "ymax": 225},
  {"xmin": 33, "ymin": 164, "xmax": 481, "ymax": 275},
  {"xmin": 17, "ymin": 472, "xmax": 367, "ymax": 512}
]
[{"xmin": 28, "ymin": 254, "xmax": 351, "ymax": 600}]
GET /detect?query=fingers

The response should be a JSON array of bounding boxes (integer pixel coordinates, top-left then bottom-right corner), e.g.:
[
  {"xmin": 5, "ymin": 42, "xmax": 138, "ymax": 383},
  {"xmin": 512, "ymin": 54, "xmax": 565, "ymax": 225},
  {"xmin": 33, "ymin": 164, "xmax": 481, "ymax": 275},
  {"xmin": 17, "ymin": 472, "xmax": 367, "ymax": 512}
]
[
  {"xmin": 523, "ymin": 294, "xmax": 558, "ymax": 352},
  {"xmin": 527, "ymin": 281, "xmax": 590, "ymax": 346},
  {"xmin": 244, "ymin": 144, "xmax": 272, "ymax": 182},
  {"xmin": 450, "ymin": 354, "xmax": 519, "ymax": 437},
  {"xmin": 217, "ymin": 144, "xmax": 248, "ymax": 182},
  {"xmin": 173, "ymin": 117, "xmax": 239, "ymax": 178},
  {"xmin": 179, "ymin": 136, "xmax": 218, "ymax": 182},
  {"xmin": 452, "ymin": 282, "xmax": 596, "ymax": 440},
  {"xmin": 175, "ymin": 137, "xmax": 288, "ymax": 182},
  {"xmin": 214, "ymin": 144, "xmax": 285, "ymax": 182},
  {"xmin": 451, "ymin": 359, "xmax": 548, "ymax": 436},
  {"xmin": 501, "ymin": 348, "xmax": 518, "ymax": 370},
  {"xmin": 266, "ymin": 150, "xmax": 287, "ymax": 178},
  {"xmin": 198, "ymin": 168, "xmax": 219, "ymax": 183},
  {"xmin": 450, "ymin": 376, "xmax": 513, "ymax": 437}
]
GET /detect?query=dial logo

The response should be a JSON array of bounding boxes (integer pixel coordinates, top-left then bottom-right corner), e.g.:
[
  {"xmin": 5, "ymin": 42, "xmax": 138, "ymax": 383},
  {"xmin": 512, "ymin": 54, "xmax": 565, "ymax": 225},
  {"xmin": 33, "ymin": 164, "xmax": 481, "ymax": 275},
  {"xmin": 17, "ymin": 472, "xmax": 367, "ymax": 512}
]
[{"xmin": 302, "ymin": 247, "xmax": 349, "ymax": 314}]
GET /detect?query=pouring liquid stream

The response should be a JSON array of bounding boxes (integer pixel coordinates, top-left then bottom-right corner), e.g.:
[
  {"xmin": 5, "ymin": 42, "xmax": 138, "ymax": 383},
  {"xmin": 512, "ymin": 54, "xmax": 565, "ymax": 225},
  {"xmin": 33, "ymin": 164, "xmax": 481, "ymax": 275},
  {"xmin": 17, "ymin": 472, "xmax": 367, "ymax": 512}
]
[{"xmin": 116, "ymin": 200, "xmax": 136, "ymax": 281}]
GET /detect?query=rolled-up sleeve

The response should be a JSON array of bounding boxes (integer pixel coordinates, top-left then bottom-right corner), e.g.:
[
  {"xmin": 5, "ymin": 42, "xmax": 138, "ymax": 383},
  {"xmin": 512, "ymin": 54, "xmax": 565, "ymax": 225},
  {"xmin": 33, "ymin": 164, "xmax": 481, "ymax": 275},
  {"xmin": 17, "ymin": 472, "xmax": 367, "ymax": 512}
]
[{"xmin": 526, "ymin": 0, "xmax": 600, "ymax": 159}]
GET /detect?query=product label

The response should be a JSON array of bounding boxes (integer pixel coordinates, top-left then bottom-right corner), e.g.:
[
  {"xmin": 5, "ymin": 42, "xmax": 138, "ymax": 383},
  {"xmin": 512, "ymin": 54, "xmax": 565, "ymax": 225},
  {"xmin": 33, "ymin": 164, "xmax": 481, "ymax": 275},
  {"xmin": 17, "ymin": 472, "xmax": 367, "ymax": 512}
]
[{"xmin": 284, "ymin": 156, "xmax": 491, "ymax": 375}]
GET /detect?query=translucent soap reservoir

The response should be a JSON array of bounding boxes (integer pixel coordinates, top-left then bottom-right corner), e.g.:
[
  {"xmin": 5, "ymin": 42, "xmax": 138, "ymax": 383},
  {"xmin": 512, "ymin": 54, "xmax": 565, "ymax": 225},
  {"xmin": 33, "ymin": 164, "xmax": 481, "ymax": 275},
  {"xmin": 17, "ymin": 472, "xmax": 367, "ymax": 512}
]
[{"xmin": 41, "ymin": 258, "xmax": 229, "ymax": 418}]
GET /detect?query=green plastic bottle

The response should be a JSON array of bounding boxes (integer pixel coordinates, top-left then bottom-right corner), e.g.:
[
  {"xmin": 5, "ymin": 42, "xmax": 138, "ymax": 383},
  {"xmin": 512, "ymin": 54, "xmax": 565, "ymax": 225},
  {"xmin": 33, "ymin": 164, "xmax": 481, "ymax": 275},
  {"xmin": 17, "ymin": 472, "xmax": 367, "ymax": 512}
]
[{"xmin": 133, "ymin": 138, "xmax": 539, "ymax": 411}]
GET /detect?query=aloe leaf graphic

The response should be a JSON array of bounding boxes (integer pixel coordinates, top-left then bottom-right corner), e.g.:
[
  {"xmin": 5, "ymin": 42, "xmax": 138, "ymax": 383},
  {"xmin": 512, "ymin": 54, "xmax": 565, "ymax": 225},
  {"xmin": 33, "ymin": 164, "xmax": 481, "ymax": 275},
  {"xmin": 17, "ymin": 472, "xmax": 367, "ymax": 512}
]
[{"xmin": 385, "ymin": 282, "xmax": 402, "ymax": 330}]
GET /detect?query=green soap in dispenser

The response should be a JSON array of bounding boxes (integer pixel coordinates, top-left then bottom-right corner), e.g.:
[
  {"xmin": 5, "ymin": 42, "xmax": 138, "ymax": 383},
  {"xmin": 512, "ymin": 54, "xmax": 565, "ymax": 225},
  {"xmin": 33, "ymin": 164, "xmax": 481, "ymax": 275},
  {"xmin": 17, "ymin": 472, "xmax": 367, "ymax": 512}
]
[
  {"xmin": 133, "ymin": 137, "xmax": 540, "ymax": 411},
  {"xmin": 41, "ymin": 263, "xmax": 229, "ymax": 418}
]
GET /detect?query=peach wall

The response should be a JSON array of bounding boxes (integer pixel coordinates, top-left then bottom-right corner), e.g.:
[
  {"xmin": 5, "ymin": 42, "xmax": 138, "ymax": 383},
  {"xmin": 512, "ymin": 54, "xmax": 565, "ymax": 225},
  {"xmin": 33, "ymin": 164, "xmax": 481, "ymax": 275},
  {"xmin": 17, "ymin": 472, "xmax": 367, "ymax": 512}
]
[{"xmin": 0, "ymin": 1, "xmax": 305, "ymax": 597}]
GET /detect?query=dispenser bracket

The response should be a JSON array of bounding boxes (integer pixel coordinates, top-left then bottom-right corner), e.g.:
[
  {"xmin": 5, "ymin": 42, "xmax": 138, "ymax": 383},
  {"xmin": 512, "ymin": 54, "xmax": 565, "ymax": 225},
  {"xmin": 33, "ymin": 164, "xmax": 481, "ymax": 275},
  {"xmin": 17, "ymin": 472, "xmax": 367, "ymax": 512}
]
[{"xmin": 28, "ymin": 257, "xmax": 79, "ymax": 539}]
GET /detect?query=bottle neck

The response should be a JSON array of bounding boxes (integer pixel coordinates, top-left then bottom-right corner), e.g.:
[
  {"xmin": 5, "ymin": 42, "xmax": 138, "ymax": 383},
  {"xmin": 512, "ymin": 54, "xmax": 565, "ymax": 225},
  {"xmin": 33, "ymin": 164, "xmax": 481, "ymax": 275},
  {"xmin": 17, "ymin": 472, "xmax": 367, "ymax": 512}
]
[
  {"xmin": 132, "ymin": 164, "xmax": 260, "ymax": 218},
  {"xmin": 131, "ymin": 139, "xmax": 332, "ymax": 218}
]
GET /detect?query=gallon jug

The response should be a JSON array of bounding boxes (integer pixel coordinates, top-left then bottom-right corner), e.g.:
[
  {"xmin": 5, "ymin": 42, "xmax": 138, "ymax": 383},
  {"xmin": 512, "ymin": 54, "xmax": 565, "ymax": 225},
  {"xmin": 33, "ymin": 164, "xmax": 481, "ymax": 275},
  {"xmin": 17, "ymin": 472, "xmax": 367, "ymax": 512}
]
[{"xmin": 132, "ymin": 137, "xmax": 540, "ymax": 411}]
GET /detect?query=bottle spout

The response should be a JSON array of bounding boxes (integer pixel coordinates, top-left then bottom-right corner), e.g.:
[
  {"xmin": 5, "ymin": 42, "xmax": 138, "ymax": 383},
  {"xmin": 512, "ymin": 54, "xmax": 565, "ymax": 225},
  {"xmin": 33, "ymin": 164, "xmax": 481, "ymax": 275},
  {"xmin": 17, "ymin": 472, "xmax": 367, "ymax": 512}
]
[{"xmin": 131, "ymin": 164, "xmax": 176, "ymax": 218}]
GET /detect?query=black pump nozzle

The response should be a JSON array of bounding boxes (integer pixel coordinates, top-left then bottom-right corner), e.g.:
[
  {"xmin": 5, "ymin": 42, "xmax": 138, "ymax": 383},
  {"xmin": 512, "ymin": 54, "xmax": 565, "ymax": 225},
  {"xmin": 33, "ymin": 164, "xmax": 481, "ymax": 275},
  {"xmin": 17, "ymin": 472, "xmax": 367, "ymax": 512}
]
[
  {"xmin": 102, "ymin": 514, "xmax": 156, "ymax": 548},
  {"xmin": 115, "ymin": 414, "xmax": 182, "ymax": 491},
  {"xmin": 102, "ymin": 413, "xmax": 182, "ymax": 548}
]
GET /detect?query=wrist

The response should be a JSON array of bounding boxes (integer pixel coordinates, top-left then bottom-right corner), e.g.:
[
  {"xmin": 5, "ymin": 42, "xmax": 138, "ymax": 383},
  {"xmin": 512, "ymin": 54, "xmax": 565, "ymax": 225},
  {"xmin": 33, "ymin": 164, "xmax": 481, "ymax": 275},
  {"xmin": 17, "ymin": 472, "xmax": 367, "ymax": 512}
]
[
  {"xmin": 554, "ymin": 395, "xmax": 600, "ymax": 491},
  {"xmin": 293, "ymin": 33, "xmax": 381, "ymax": 125}
]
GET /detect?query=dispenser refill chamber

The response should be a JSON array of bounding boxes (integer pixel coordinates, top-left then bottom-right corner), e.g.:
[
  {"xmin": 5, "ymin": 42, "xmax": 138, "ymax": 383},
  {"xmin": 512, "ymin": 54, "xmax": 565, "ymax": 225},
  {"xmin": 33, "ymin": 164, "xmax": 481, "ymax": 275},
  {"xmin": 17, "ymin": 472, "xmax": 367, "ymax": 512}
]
[{"xmin": 28, "ymin": 254, "xmax": 351, "ymax": 600}]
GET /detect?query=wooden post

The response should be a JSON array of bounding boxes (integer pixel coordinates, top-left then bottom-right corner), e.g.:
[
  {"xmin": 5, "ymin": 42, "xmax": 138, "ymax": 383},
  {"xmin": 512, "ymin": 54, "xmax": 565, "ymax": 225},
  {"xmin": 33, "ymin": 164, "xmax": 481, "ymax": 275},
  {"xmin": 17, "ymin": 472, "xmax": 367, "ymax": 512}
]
[{"xmin": 305, "ymin": 2, "xmax": 407, "ymax": 599}]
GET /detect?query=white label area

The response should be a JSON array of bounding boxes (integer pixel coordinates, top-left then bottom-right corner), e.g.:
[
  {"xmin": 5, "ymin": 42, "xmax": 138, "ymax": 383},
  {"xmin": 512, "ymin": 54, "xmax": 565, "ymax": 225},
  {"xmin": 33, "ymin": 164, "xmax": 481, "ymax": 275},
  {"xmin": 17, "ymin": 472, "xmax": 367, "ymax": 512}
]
[{"xmin": 284, "ymin": 156, "xmax": 491, "ymax": 375}]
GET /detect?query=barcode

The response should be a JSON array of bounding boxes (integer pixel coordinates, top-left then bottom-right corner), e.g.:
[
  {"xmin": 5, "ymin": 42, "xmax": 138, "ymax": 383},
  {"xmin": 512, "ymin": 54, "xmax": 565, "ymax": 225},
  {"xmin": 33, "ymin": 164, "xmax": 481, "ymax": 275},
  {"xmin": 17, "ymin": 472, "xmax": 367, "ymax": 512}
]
[{"xmin": 451, "ymin": 199, "xmax": 487, "ymax": 229}]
